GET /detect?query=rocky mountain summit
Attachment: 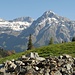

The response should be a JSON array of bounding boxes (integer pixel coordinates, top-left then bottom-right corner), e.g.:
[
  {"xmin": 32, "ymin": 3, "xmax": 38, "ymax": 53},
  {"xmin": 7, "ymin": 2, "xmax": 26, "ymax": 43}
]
[{"xmin": 0, "ymin": 52, "xmax": 75, "ymax": 75}]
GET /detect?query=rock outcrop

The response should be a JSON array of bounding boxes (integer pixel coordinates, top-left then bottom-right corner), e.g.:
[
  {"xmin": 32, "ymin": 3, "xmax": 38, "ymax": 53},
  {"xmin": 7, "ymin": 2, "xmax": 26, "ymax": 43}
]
[{"xmin": 0, "ymin": 52, "xmax": 75, "ymax": 75}]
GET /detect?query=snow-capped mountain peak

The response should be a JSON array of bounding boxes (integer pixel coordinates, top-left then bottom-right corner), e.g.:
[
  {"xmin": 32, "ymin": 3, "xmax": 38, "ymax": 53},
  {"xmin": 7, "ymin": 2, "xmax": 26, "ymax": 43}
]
[
  {"xmin": 19, "ymin": 10, "xmax": 75, "ymax": 50},
  {"xmin": 42, "ymin": 10, "xmax": 56, "ymax": 18},
  {"xmin": 32, "ymin": 10, "xmax": 59, "ymax": 28},
  {"xmin": 44, "ymin": 10, "xmax": 55, "ymax": 15}
]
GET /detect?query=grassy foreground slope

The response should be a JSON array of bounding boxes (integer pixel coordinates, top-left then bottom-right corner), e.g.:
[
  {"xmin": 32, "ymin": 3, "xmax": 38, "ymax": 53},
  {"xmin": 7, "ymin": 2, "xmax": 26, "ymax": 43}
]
[{"xmin": 0, "ymin": 42, "xmax": 75, "ymax": 63}]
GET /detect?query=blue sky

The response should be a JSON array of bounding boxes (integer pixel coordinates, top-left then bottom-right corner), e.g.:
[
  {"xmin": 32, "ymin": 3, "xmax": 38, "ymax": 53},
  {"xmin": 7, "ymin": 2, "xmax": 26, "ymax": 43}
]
[{"xmin": 0, "ymin": 0, "xmax": 75, "ymax": 20}]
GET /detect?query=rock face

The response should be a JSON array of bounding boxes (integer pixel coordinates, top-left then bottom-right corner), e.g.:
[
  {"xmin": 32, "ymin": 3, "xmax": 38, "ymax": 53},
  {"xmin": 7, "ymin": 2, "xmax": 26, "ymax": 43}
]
[{"xmin": 0, "ymin": 53, "xmax": 75, "ymax": 75}]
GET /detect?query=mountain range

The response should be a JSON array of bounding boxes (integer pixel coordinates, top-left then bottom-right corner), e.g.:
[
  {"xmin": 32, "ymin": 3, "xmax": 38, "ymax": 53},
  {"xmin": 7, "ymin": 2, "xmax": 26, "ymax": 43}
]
[
  {"xmin": 0, "ymin": 17, "xmax": 34, "ymax": 36},
  {"xmin": 0, "ymin": 10, "xmax": 75, "ymax": 52}
]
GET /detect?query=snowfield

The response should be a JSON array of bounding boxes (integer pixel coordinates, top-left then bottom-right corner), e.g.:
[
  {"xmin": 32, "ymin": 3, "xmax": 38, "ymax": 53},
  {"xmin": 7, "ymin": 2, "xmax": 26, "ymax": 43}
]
[{"xmin": 0, "ymin": 20, "xmax": 32, "ymax": 31}]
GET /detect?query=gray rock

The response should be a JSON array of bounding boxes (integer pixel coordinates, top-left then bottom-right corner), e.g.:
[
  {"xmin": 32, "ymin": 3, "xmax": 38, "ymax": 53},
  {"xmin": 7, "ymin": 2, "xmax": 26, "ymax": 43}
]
[
  {"xmin": 54, "ymin": 71, "xmax": 62, "ymax": 75},
  {"xmin": 65, "ymin": 64, "xmax": 72, "ymax": 70},
  {"xmin": 62, "ymin": 54, "xmax": 72, "ymax": 59},
  {"xmin": 59, "ymin": 55, "xmax": 63, "ymax": 59}
]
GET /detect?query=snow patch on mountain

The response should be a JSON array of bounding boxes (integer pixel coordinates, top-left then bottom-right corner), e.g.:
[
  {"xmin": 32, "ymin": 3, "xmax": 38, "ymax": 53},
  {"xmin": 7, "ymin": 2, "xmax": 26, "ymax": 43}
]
[
  {"xmin": 0, "ymin": 17, "xmax": 34, "ymax": 31},
  {"xmin": 0, "ymin": 21, "xmax": 31, "ymax": 31}
]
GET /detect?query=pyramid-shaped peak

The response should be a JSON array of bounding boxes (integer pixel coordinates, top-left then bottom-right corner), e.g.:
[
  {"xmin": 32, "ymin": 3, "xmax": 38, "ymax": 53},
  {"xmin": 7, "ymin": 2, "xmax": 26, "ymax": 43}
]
[
  {"xmin": 44, "ymin": 10, "xmax": 55, "ymax": 15},
  {"xmin": 42, "ymin": 10, "xmax": 56, "ymax": 18}
]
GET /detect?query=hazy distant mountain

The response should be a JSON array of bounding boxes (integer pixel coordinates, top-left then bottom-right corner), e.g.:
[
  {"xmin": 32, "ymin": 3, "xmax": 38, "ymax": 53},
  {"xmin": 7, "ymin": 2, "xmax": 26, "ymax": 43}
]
[
  {"xmin": 12, "ymin": 17, "xmax": 34, "ymax": 23},
  {"xmin": 0, "ymin": 17, "xmax": 34, "ymax": 36},
  {"xmin": 0, "ymin": 11, "xmax": 75, "ymax": 52}
]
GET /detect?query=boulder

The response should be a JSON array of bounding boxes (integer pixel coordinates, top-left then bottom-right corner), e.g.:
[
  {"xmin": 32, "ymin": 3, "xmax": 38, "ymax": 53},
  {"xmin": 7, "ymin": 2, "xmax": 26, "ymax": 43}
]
[
  {"xmin": 26, "ymin": 52, "xmax": 35, "ymax": 58},
  {"xmin": 62, "ymin": 54, "xmax": 72, "ymax": 59},
  {"xmin": 36, "ymin": 57, "xmax": 45, "ymax": 61}
]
